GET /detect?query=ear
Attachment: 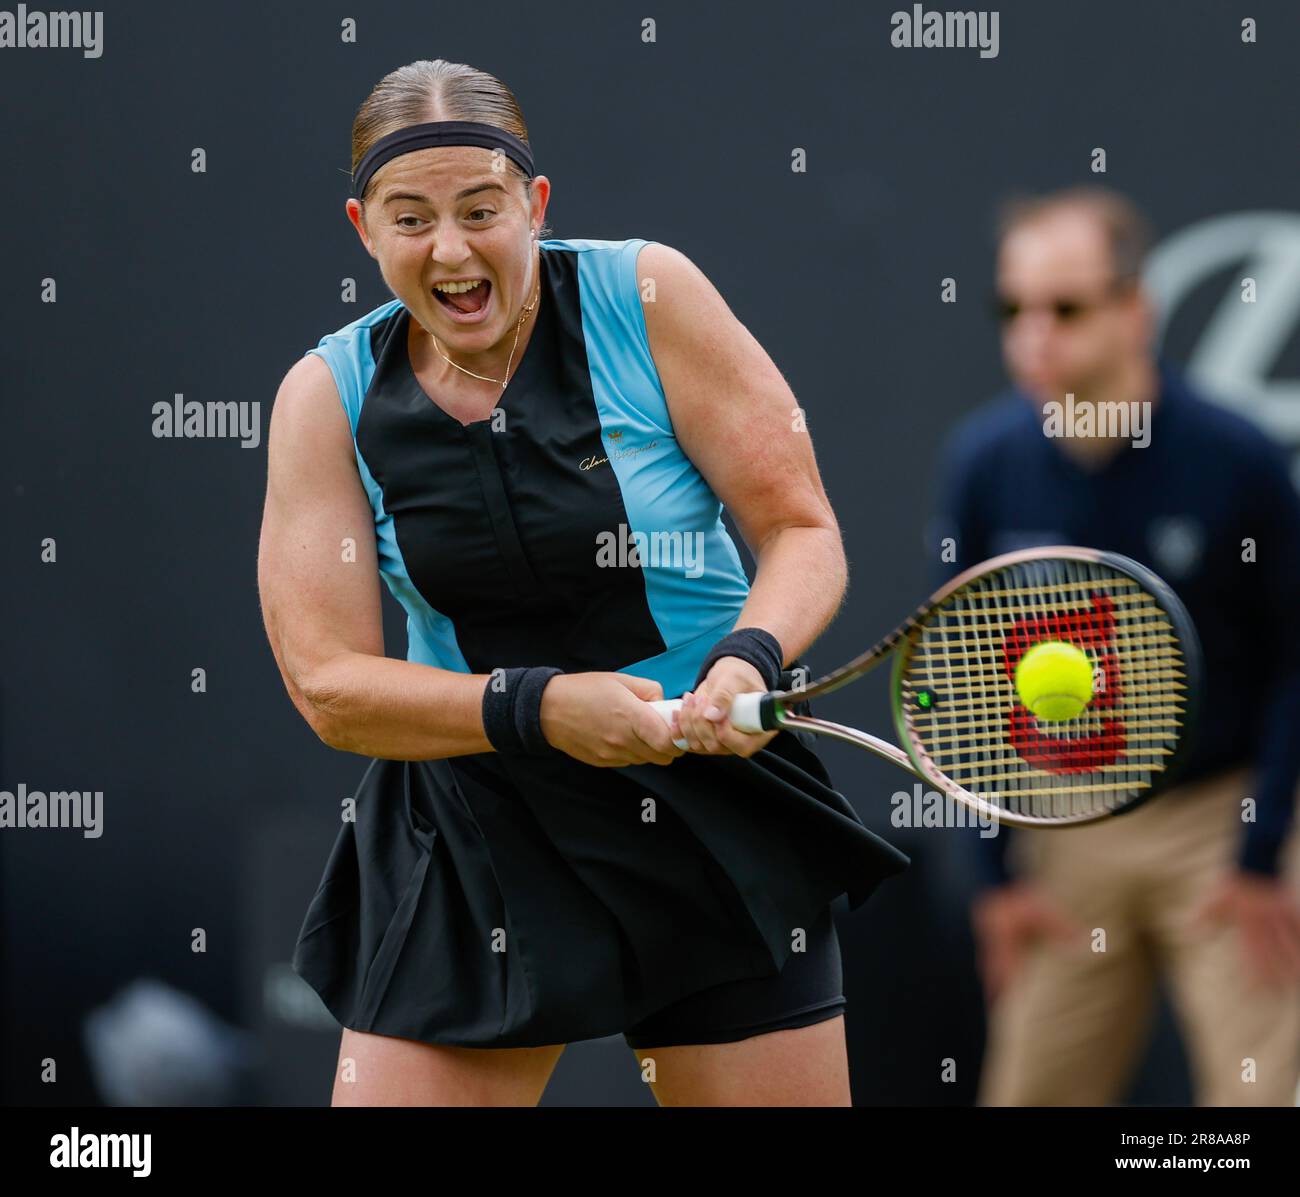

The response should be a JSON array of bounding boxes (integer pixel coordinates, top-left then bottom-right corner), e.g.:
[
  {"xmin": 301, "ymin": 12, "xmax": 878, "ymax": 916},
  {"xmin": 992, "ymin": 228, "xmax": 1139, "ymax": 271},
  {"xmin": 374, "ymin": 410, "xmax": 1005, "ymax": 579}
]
[
  {"xmin": 345, "ymin": 198, "xmax": 377, "ymax": 258},
  {"xmin": 1129, "ymin": 283, "xmax": 1158, "ymax": 352},
  {"xmin": 527, "ymin": 174, "xmax": 551, "ymax": 234}
]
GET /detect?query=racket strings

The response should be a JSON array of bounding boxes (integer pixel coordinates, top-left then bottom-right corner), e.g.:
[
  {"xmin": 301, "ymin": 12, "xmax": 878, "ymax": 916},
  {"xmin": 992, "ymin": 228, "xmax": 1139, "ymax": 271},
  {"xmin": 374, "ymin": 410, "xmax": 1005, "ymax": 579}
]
[{"xmin": 899, "ymin": 557, "xmax": 1190, "ymax": 824}]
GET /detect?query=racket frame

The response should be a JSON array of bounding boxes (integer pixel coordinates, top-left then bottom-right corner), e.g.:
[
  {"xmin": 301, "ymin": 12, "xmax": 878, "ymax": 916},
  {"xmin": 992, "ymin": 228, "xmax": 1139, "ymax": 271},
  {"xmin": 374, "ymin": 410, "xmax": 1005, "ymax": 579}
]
[{"xmin": 752, "ymin": 546, "xmax": 1203, "ymax": 827}]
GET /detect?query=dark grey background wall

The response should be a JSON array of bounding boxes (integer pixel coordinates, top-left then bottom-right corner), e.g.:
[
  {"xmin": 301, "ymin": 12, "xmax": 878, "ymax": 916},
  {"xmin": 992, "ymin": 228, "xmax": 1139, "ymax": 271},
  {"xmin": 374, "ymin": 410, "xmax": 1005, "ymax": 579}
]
[{"xmin": 2, "ymin": 0, "xmax": 1296, "ymax": 1105}]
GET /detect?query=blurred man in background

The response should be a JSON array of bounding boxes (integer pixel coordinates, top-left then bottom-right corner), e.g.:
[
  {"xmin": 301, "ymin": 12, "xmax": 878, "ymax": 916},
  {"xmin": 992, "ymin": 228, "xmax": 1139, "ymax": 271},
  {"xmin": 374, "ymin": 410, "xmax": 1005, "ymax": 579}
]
[{"xmin": 932, "ymin": 185, "xmax": 1300, "ymax": 1105}]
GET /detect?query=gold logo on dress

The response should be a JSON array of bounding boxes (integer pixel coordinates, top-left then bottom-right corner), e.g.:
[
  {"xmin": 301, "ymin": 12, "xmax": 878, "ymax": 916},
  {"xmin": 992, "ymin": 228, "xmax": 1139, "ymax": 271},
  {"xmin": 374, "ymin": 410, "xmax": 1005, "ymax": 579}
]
[{"xmin": 580, "ymin": 430, "xmax": 658, "ymax": 472}]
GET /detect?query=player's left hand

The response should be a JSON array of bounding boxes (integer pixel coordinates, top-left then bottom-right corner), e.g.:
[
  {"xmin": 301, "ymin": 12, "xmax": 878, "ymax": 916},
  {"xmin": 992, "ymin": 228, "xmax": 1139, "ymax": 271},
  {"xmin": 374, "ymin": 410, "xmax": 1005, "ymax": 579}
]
[
  {"xmin": 671, "ymin": 656, "xmax": 780, "ymax": 758},
  {"xmin": 1189, "ymin": 870, "xmax": 1300, "ymax": 987}
]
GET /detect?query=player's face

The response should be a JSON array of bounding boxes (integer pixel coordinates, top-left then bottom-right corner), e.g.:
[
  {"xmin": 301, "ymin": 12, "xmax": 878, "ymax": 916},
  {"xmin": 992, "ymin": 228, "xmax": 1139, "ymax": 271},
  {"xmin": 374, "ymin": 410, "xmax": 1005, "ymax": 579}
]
[
  {"xmin": 347, "ymin": 146, "xmax": 549, "ymax": 354},
  {"xmin": 995, "ymin": 211, "xmax": 1146, "ymax": 405}
]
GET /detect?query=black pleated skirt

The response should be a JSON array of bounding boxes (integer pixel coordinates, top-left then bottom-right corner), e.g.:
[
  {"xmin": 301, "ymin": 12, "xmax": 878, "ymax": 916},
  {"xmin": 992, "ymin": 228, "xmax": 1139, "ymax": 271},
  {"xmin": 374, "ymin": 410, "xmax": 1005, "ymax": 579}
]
[{"xmin": 291, "ymin": 723, "xmax": 911, "ymax": 1049}]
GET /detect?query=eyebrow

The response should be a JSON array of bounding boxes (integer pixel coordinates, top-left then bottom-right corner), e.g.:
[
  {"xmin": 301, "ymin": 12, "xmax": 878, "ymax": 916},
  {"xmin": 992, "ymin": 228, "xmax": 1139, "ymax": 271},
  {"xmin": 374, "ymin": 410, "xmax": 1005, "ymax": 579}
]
[{"xmin": 380, "ymin": 181, "xmax": 507, "ymax": 206}]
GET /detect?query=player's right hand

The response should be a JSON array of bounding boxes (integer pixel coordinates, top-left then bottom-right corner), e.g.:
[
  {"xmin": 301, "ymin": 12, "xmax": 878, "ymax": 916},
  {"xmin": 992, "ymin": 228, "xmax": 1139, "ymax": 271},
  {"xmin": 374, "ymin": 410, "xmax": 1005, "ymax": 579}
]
[{"xmin": 539, "ymin": 672, "xmax": 687, "ymax": 767}]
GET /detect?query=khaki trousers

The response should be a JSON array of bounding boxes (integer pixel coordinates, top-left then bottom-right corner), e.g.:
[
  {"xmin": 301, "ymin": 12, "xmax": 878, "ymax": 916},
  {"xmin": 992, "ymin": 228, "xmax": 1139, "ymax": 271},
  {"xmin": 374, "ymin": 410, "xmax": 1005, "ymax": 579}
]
[{"xmin": 978, "ymin": 768, "xmax": 1300, "ymax": 1106}]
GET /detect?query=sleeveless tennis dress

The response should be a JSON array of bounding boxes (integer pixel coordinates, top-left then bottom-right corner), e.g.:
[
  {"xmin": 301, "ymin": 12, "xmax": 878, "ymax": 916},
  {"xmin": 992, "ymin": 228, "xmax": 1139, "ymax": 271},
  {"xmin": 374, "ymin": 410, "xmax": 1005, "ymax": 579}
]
[{"xmin": 291, "ymin": 237, "xmax": 910, "ymax": 1048}]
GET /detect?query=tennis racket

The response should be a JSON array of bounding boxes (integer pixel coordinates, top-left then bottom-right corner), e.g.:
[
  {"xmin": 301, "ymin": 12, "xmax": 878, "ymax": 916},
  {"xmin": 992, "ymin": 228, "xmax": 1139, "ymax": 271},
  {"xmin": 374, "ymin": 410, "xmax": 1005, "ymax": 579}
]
[{"xmin": 649, "ymin": 546, "xmax": 1201, "ymax": 828}]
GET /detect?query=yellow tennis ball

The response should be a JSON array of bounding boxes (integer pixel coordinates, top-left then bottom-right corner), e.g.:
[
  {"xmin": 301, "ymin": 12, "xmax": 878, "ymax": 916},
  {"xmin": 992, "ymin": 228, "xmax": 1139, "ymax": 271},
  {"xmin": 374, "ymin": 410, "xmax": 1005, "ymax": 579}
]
[{"xmin": 1014, "ymin": 641, "xmax": 1094, "ymax": 722}]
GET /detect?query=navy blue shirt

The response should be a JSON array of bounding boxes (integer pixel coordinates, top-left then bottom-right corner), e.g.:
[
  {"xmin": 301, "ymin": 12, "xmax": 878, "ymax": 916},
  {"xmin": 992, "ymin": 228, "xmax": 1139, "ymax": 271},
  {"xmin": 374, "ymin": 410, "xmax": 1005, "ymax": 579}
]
[{"xmin": 931, "ymin": 361, "xmax": 1300, "ymax": 883}]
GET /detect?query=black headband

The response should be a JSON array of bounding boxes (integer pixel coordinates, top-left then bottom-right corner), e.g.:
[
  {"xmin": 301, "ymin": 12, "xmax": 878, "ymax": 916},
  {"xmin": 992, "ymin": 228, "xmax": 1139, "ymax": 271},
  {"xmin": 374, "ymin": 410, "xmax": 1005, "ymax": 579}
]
[{"xmin": 352, "ymin": 120, "xmax": 535, "ymax": 200}]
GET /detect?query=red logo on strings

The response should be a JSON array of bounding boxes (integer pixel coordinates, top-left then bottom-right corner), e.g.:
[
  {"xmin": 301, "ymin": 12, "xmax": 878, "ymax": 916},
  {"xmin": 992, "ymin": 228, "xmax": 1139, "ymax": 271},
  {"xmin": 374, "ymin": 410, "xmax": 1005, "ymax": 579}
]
[{"xmin": 1002, "ymin": 593, "xmax": 1126, "ymax": 773}]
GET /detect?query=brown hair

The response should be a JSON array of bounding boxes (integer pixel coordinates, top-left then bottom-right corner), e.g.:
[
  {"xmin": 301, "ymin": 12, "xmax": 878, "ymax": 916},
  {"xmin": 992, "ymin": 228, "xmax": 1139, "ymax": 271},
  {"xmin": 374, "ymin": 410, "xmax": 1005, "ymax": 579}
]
[
  {"xmin": 351, "ymin": 59, "xmax": 552, "ymax": 238},
  {"xmin": 995, "ymin": 185, "xmax": 1155, "ymax": 281}
]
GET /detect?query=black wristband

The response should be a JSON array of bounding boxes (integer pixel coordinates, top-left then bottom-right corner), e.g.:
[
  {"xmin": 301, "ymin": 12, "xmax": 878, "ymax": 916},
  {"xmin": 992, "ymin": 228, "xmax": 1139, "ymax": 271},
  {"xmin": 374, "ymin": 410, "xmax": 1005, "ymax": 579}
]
[
  {"xmin": 481, "ymin": 666, "xmax": 564, "ymax": 756},
  {"xmin": 692, "ymin": 627, "xmax": 785, "ymax": 693}
]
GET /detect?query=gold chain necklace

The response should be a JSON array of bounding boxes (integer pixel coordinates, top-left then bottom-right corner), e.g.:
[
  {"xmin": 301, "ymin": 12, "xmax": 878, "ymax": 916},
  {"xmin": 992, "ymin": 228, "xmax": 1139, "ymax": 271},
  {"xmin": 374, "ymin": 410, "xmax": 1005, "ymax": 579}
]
[{"xmin": 429, "ymin": 242, "xmax": 541, "ymax": 390}]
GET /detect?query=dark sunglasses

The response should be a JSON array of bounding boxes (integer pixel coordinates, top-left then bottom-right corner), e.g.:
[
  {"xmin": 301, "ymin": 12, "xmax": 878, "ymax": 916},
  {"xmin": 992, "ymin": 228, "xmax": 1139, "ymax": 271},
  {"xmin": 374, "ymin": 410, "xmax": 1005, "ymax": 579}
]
[{"xmin": 992, "ymin": 277, "xmax": 1135, "ymax": 324}]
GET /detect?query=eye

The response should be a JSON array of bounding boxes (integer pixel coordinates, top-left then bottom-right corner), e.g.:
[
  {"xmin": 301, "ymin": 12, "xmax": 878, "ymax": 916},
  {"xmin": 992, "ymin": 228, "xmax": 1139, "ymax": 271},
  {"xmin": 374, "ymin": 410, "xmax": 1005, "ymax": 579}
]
[
  {"xmin": 467, "ymin": 208, "xmax": 495, "ymax": 222},
  {"xmin": 396, "ymin": 215, "xmax": 424, "ymax": 230}
]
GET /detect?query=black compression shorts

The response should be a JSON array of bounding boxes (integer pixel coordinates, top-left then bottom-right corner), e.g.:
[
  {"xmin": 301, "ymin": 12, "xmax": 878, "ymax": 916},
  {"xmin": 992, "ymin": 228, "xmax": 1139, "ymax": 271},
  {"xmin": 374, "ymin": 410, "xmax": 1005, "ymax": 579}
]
[{"xmin": 621, "ymin": 904, "xmax": 846, "ymax": 1050}]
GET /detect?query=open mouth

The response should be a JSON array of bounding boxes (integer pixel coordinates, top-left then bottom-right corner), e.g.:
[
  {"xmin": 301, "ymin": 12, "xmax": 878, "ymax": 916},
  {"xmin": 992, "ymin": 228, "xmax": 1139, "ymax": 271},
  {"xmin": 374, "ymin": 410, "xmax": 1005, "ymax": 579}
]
[{"xmin": 432, "ymin": 279, "xmax": 492, "ymax": 318}]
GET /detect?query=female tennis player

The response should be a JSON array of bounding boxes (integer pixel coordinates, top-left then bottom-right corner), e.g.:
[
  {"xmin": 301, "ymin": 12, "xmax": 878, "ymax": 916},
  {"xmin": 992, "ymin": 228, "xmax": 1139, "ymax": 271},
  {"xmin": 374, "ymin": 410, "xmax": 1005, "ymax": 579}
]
[{"xmin": 257, "ymin": 58, "xmax": 909, "ymax": 1107}]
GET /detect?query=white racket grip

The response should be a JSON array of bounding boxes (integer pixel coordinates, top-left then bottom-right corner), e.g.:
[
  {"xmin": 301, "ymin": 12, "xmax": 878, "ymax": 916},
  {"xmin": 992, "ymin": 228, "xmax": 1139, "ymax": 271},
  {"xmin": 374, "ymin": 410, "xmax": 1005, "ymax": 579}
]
[
  {"xmin": 728, "ymin": 691, "xmax": 766, "ymax": 733},
  {"xmin": 649, "ymin": 692, "xmax": 768, "ymax": 749},
  {"xmin": 648, "ymin": 699, "xmax": 688, "ymax": 749}
]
